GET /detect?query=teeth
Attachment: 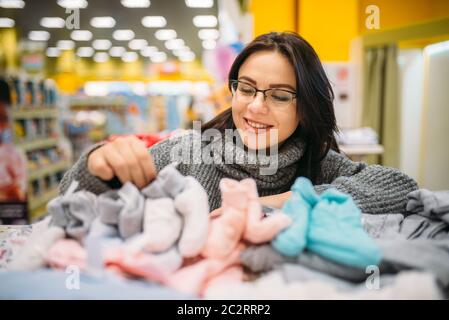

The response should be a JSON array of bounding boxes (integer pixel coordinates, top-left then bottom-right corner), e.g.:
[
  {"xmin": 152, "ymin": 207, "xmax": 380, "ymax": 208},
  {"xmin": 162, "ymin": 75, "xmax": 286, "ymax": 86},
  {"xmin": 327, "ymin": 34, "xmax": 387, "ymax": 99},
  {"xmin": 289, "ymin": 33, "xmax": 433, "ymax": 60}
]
[{"xmin": 247, "ymin": 119, "xmax": 269, "ymax": 129}]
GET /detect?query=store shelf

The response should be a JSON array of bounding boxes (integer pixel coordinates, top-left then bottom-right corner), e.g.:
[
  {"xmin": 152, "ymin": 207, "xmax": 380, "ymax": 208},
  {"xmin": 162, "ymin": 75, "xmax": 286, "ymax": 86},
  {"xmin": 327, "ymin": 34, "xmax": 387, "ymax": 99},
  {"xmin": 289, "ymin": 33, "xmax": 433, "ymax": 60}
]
[
  {"xmin": 70, "ymin": 96, "xmax": 126, "ymax": 111},
  {"xmin": 28, "ymin": 186, "xmax": 59, "ymax": 212},
  {"xmin": 15, "ymin": 137, "xmax": 59, "ymax": 152},
  {"xmin": 28, "ymin": 160, "xmax": 71, "ymax": 181},
  {"xmin": 339, "ymin": 144, "xmax": 384, "ymax": 155},
  {"xmin": 11, "ymin": 108, "xmax": 58, "ymax": 119}
]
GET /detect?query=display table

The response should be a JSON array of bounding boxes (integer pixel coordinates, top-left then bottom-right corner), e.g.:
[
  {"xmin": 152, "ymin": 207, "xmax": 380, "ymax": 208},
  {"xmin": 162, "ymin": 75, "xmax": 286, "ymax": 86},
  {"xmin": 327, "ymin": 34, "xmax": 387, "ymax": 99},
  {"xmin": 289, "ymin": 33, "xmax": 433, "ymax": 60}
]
[{"xmin": 339, "ymin": 144, "xmax": 384, "ymax": 162}]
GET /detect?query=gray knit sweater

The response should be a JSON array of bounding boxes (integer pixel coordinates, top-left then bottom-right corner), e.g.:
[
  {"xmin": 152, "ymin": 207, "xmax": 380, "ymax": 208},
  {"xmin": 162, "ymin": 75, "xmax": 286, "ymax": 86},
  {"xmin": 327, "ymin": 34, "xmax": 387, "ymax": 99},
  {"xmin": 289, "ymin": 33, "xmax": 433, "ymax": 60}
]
[{"xmin": 59, "ymin": 130, "xmax": 418, "ymax": 214}]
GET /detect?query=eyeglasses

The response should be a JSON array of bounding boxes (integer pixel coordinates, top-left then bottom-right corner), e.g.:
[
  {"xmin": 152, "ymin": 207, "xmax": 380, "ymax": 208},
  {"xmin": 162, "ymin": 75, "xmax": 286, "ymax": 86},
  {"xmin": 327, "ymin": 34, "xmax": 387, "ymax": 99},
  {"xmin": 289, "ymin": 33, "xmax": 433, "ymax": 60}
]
[{"xmin": 230, "ymin": 80, "xmax": 296, "ymax": 107}]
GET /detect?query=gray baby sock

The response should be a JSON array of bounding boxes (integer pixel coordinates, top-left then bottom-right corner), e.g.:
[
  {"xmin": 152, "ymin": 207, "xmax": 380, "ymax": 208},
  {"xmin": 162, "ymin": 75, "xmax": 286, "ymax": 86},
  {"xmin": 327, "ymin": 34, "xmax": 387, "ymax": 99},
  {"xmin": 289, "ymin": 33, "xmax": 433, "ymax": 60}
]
[
  {"xmin": 118, "ymin": 182, "xmax": 145, "ymax": 240},
  {"xmin": 98, "ymin": 190, "xmax": 123, "ymax": 225}
]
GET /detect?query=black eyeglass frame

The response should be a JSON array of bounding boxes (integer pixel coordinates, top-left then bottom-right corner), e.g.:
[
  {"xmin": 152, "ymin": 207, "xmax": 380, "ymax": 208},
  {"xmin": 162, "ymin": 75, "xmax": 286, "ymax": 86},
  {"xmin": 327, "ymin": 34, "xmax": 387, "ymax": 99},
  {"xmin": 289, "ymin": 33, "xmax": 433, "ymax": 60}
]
[{"xmin": 229, "ymin": 79, "xmax": 297, "ymax": 101}]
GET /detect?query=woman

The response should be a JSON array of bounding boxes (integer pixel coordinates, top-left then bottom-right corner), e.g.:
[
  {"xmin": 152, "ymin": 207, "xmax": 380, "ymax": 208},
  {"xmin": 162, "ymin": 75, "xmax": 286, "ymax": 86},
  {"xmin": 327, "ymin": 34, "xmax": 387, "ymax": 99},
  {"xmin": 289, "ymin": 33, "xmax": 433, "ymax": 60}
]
[{"xmin": 60, "ymin": 32, "xmax": 417, "ymax": 214}]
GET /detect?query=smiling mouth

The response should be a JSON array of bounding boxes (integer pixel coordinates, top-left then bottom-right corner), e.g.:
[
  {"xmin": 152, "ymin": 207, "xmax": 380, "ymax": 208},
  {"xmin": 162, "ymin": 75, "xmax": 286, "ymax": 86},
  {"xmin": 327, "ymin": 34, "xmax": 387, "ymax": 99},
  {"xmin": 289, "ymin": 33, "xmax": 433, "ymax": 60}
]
[{"xmin": 244, "ymin": 118, "xmax": 274, "ymax": 130}]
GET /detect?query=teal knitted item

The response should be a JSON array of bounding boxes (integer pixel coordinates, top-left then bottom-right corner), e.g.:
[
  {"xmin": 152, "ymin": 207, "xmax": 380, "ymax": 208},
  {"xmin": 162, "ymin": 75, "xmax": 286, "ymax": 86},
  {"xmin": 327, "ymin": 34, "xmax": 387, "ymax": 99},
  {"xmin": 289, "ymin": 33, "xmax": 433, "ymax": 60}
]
[
  {"xmin": 271, "ymin": 177, "xmax": 319, "ymax": 257},
  {"xmin": 307, "ymin": 188, "xmax": 382, "ymax": 268},
  {"xmin": 272, "ymin": 177, "xmax": 382, "ymax": 268}
]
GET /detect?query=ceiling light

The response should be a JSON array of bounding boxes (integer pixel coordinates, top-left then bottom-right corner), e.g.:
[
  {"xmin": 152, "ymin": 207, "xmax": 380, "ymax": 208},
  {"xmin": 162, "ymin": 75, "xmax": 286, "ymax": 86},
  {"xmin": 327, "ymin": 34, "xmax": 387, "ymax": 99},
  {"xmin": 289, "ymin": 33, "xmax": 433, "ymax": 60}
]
[
  {"xmin": 121, "ymin": 0, "xmax": 150, "ymax": 8},
  {"xmin": 57, "ymin": 40, "xmax": 75, "ymax": 50},
  {"xmin": 193, "ymin": 15, "xmax": 217, "ymax": 28},
  {"xmin": 198, "ymin": 29, "xmax": 219, "ymax": 40},
  {"xmin": 179, "ymin": 52, "xmax": 195, "ymax": 62},
  {"xmin": 151, "ymin": 52, "xmax": 167, "ymax": 63},
  {"xmin": 93, "ymin": 39, "xmax": 112, "ymax": 50},
  {"xmin": 57, "ymin": 0, "xmax": 88, "ymax": 9},
  {"xmin": 141, "ymin": 46, "xmax": 158, "ymax": 57},
  {"xmin": 185, "ymin": 0, "xmax": 213, "ymax": 8},
  {"xmin": 46, "ymin": 47, "xmax": 60, "ymax": 57},
  {"xmin": 90, "ymin": 16, "xmax": 116, "ymax": 28},
  {"xmin": 165, "ymin": 39, "xmax": 185, "ymax": 50},
  {"xmin": 71, "ymin": 30, "xmax": 92, "ymax": 41},
  {"xmin": 40, "ymin": 17, "xmax": 65, "ymax": 28},
  {"xmin": 28, "ymin": 31, "xmax": 50, "ymax": 41},
  {"xmin": 109, "ymin": 46, "xmax": 126, "ymax": 57},
  {"xmin": 155, "ymin": 29, "xmax": 176, "ymax": 41},
  {"xmin": 77, "ymin": 47, "xmax": 94, "ymax": 57},
  {"xmin": 122, "ymin": 52, "xmax": 138, "ymax": 62},
  {"xmin": 94, "ymin": 52, "xmax": 109, "ymax": 63},
  {"xmin": 0, "ymin": 0, "xmax": 25, "ymax": 8},
  {"xmin": 0, "ymin": 18, "xmax": 14, "ymax": 28},
  {"xmin": 202, "ymin": 39, "xmax": 216, "ymax": 50},
  {"xmin": 141, "ymin": 16, "xmax": 166, "ymax": 28},
  {"xmin": 85, "ymin": 82, "xmax": 109, "ymax": 96},
  {"xmin": 113, "ymin": 29, "xmax": 135, "ymax": 41},
  {"xmin": 129, "ymin": 39, "xmax": 148, "ymax": 50}
]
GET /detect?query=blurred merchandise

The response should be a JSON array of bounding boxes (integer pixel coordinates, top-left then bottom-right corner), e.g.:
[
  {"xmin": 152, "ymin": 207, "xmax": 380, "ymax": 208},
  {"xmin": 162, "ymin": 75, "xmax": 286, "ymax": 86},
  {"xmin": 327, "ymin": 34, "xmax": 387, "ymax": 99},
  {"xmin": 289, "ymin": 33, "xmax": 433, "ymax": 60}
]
[
  {"xmin": 0, "ymin": 78, "xmax": 28, "ymax": 224},
  {"xmin": 1, "ymin": 76, "xmax": 72, "ymax": 223},
  {"xmin": 336, "ymin": 127, "xmax": 379, "ymax": 145}
]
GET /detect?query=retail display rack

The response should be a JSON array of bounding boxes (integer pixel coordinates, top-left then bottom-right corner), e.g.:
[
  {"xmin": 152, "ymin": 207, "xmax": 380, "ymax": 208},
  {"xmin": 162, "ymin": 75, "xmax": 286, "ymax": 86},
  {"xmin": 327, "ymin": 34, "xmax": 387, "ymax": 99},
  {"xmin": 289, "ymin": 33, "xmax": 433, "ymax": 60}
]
[{"xmin": 7, "ymin": 76, "xmax": 72, "ymax": 221}]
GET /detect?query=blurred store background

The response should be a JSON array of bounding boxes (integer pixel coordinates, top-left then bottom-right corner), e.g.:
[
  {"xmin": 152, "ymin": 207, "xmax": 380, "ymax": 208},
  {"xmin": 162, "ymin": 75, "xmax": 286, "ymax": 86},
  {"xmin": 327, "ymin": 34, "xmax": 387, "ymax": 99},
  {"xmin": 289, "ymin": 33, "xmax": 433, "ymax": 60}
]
[{"xmin": 0, "ymin": 0, "xmax": 448, "ymax": 223}]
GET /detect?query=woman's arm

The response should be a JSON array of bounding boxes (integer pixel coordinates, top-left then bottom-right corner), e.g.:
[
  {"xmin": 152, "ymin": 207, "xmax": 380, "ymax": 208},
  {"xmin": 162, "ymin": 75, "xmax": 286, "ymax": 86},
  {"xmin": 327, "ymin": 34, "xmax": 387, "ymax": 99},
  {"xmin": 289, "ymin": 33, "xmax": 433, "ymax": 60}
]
[
  {"xmin": 59, "ymin": 131, "xmax": 196, "ymax": 196},
  {"xmin": 59, "ymin": 141, "xmax": 110, "ymax": 195},
  {"xmin": 314, "ymin": 150, "xmax": 418, "ymax": 214},
  {"xmin": 258, "ymin": 151, "xmax": 419, "ymax": 214}
]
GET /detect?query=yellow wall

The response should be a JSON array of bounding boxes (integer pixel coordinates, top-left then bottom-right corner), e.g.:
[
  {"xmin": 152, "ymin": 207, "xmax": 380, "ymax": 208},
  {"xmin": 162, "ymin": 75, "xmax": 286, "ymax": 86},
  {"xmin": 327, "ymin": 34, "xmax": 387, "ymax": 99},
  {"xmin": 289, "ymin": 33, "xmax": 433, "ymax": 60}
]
[
  {"xmin": 0, "ymin": 28, "xmax": 18, "ymax": 71},
  {"xmin": 249, "ymin": 0, "xmax": 297, "ymax": 36},
  {"xmin": 249, "ymin": 0, "xmax": 449, "ymax": 61},
  {"xmin": 298, "ymin": 0, "xmax": 359, "ymax": 61},
  {"xmin": 359, "ymin": 0, "xmax": 449, "ymax": 34}
]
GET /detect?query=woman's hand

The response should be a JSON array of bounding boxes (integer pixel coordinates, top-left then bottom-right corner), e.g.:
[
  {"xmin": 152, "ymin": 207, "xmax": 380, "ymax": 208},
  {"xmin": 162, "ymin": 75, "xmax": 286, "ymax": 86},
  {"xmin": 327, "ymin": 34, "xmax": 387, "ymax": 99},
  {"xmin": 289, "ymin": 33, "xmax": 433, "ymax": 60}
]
[
  {"xmin": 259, "ymin": 191, "xmax": 292, "ymax": 209},
  {"xmin": 210, "ymin": 207, "xmax": 223, "ymax": 218},
  {"xmin": 87, "ymin": 136, "xmax": 157, "ymax": 189}
]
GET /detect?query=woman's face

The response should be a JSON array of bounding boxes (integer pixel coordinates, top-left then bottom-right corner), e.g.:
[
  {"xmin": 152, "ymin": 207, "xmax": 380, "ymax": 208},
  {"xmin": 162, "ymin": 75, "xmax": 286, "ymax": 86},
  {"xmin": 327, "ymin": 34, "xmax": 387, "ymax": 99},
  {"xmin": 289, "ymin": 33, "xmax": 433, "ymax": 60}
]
[{"xmin": 232, "ymin": 50, "xmax": 299, "ymax": 150}]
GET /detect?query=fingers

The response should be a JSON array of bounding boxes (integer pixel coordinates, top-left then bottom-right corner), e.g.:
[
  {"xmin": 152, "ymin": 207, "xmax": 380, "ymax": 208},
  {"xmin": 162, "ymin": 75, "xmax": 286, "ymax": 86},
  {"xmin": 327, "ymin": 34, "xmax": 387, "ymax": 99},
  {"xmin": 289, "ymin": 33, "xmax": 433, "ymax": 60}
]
[
  {"xmin": 87, "ymin": 136, "xmax": 157, "ymax": 189},
  {"xmin": 103, "ymin": 145, "xmax": 132, "ymax": 184},
  {"xmin": 114, "ymin": 138, "xmax": 147, "ymax": 188},
  {"xmin": 87, "ymin": 147, "xmax": 114, "ymax": 181},
  {"xmin": 130, "ymin": 138, "xmax": 156, "ymax": 186},
  {"xmin": 210, "ymin": 207, "xmax": 223, "ymax": 218}
]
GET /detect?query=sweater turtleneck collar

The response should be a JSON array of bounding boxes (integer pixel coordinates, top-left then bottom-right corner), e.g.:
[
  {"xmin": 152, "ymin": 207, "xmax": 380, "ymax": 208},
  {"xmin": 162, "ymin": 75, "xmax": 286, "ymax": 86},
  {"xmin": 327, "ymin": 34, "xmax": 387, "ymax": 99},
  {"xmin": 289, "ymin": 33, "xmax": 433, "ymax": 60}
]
[{"xmin": 207, "ymin": 132, "xmax": 306, "ymax": 192}]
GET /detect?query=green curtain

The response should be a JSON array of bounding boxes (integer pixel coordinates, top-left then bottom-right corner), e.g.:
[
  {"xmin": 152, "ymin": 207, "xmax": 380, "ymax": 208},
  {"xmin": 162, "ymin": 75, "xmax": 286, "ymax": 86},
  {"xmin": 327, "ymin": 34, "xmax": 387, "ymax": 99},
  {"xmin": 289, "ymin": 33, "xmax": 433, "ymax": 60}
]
[{"xmin": 362, "ymin": 44, "xmax": 400, "ymax": 168}]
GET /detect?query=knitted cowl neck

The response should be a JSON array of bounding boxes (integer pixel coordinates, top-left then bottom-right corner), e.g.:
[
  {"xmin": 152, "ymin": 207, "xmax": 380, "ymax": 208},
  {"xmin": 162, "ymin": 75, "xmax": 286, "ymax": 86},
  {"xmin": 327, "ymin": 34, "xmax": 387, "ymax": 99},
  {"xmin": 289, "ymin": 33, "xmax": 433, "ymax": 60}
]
[{"xmin": 206, "ymin": 131, "xmax": 306, "ymax": 193}]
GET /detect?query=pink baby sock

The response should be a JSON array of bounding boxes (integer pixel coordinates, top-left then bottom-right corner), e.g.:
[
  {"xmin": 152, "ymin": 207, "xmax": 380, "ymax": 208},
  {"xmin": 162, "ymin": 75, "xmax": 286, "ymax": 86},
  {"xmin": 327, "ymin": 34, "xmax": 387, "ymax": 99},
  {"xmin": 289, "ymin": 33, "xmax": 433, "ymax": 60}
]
[
  {"xmin": 174, "ymin": 176, "xmax": 210, "ymax": 258},
  {"xmin": 167, "ymin": 243, "xmax": 244, "ymax": 295},
  {"xmin": 201, "ymin": 179, "xmax": 247, "ymax": 259},
  {"xmin": 241, "ymin": 179, "xmax": 292, "ymax": 244},
  {"xmin": 104, "ymin": 246, "xmax": 170, "ymax": 284},
  {"xmin": 45, "ymin": 239, "xmax": 87, "ymax": 270},
  {"xmin": 143, "ymin": 198, "xmax": 182, "ymax": 253},
  {"xmin": 7, "ymin": 226, "xmax": 65, "ymax": 271}
]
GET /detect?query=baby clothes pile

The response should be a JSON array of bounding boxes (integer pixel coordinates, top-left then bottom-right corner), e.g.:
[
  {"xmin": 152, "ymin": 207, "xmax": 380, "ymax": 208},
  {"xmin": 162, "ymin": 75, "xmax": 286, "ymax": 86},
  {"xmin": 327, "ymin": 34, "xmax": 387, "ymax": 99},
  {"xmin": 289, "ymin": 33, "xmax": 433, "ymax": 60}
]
[
  {"xmin": 5, "ymin": 166, "xmax": 448, "ymax": 299},
  {"xmin": 219, "ymin": 181, "xmax": 449, "ymax": 299},
  {"xmin": 5, "ymin": 166, "xmax": 293, "ymax": 297}
]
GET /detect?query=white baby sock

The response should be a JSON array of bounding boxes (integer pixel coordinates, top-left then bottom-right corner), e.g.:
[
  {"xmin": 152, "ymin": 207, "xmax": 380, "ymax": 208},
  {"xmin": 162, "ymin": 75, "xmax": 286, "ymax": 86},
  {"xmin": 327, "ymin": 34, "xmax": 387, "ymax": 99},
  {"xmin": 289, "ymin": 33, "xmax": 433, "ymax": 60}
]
[
  {"xmin": 143, "ymin": 197, "xmax": 182, "ymax": 253},
  {"xmin": 174, "ymin": 176, "xmax": 210, "ymax": 258}
]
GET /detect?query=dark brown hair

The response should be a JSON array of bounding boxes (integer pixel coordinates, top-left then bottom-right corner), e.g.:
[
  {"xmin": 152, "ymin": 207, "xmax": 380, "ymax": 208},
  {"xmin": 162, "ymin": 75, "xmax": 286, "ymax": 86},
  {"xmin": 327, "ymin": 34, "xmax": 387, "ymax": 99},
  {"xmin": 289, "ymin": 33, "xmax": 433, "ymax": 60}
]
[{"xmin": 202, "ymin": 32, "xmax": 339, "ymax": 183}]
